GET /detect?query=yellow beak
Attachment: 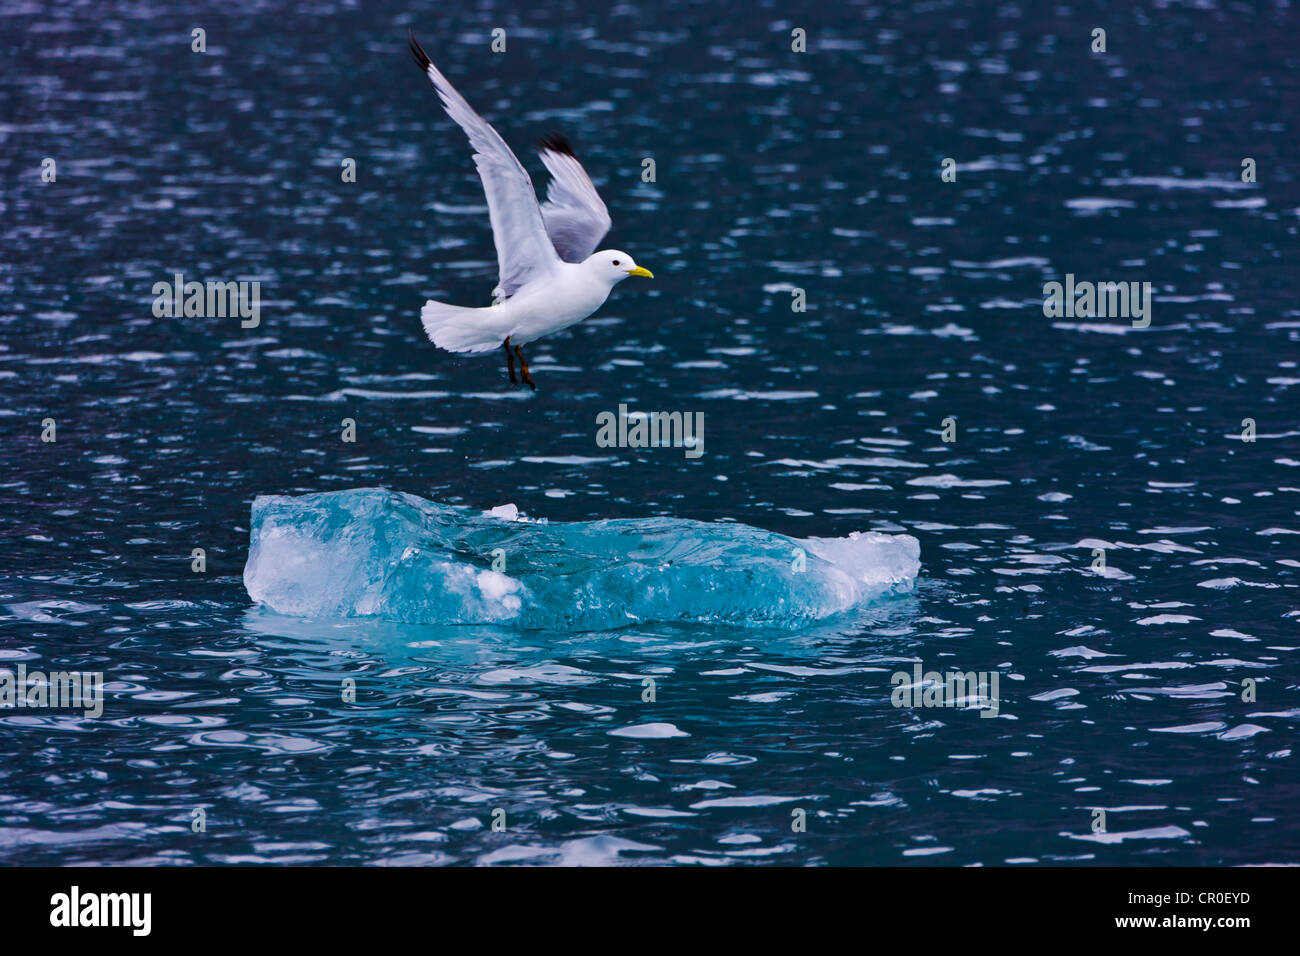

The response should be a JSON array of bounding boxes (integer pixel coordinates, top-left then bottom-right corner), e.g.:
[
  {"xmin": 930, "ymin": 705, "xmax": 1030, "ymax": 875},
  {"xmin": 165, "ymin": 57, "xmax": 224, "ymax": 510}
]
[{"xmin": 625, "ymin": 266, "xmax": 654, "ymax": 278}]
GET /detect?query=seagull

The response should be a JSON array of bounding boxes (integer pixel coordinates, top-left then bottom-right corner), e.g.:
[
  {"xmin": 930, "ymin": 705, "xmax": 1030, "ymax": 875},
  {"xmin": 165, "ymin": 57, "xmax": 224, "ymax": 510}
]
[{"xmin": 408, "ymin": 31, "xmax": 653, "ymax": 390}]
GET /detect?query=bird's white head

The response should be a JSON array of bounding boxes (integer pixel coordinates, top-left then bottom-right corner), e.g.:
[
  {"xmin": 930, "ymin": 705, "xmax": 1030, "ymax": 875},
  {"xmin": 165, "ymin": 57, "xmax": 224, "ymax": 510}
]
[{"xmin": 583, "ymin": 250, "xmax": 653, "ymax": 286}]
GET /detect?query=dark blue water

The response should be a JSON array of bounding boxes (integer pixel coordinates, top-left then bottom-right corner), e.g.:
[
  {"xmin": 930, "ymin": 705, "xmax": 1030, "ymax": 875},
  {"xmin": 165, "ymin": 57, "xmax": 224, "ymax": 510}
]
[{"xmin": 2, "ymin": 0, "xmax": 1298, "ymax": 865}]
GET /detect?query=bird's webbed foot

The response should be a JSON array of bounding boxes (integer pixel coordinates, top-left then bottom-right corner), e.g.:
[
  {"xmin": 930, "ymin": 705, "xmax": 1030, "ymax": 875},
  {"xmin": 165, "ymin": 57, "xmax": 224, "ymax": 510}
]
[{"xmin": 514, "ymin": 344, "xmax": 537, "ymax": 391}]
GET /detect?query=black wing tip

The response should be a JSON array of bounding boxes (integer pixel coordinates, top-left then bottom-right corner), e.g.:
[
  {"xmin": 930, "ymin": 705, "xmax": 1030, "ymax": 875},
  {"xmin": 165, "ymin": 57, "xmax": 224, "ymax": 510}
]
[
  {"xmin": 408, "ymin": 29, "xmax": 432, "ymax": 72},
  {"xmin": 538, "ymin": 131, "xmax": 577, "ymax": 157}
]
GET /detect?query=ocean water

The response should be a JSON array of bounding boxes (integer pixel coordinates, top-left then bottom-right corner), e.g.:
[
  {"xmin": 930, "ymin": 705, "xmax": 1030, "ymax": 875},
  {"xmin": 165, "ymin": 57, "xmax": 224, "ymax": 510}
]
[{"xmin": 2, "ymin": 0, "xmax": 1298, "ymax": 866}]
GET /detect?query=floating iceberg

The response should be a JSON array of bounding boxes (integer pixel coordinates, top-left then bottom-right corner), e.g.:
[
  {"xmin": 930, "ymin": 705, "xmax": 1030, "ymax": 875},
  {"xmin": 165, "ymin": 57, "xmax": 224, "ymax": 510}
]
[{"xmin": 243, "ymin": 489, "xmax": 920, "ymax": 630}]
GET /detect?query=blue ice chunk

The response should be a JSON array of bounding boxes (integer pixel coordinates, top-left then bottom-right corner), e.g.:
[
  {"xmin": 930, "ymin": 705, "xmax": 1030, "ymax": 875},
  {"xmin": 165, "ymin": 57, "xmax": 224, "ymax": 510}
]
[{"xmin": 243, "ymin": 489, "xmax": 920, "ymax": 630}]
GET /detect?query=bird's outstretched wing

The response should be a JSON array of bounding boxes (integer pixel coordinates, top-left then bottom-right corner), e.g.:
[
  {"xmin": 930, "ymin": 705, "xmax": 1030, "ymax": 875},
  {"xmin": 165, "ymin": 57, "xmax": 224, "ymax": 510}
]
[
  {"xmin": 409, "ymin": 31, "xmax": 559, "ymax": 299},
  {"xmin": 536, "ymin": 133, "xmax": 612, "ymax": 263}
]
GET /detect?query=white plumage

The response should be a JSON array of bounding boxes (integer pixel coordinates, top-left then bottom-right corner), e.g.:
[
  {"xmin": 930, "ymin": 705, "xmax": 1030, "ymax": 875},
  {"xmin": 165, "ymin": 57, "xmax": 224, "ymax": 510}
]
[{"xmin": 409, "ymin": 31, "xmax": 652, "ymax": 388}]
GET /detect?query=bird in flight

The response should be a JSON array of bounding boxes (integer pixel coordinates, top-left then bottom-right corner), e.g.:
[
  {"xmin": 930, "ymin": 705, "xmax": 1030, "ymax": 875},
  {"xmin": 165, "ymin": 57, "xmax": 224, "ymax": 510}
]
[{"xmin": 408, "ymin": 31, "xmax": 653, "ymax": 390}]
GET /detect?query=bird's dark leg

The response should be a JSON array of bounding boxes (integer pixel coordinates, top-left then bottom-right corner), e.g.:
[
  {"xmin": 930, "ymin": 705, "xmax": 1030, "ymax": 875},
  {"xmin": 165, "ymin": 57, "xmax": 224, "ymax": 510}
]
[
  {"xmin": 514, "ymin": 344, "xmax": 536, "ymax": 390},
  {"xmin": 502, "ymin": 336, "xmax": 517, "ymax": 384}
]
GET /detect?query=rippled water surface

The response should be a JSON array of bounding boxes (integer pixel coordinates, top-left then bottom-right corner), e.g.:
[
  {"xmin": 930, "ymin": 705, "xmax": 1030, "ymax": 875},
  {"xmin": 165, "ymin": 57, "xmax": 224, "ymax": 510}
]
[{"xmin": 2, "ymin": 0, "xmax": 1299, "ymax": 865}]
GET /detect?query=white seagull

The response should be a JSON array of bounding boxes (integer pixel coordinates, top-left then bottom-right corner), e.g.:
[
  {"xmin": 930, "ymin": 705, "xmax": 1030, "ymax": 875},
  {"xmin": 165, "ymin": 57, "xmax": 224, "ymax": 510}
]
[{"xmin": 409, "ymin": 31, "xmax": 653, "ymax": 390}]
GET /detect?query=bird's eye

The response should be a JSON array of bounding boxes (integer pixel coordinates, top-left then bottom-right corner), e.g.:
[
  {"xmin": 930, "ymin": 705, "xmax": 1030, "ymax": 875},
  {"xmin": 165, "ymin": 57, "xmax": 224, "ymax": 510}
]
[{"xmin": 612, "ymin": 259, "xmax": 620, "ymax": 266}]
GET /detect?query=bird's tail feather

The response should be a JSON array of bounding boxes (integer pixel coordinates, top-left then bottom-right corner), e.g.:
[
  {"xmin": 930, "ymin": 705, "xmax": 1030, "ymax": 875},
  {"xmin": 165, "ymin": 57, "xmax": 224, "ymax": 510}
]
[{"xmin": 420, "ymin": 299, "xmax": 501, "ymax": 354}]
